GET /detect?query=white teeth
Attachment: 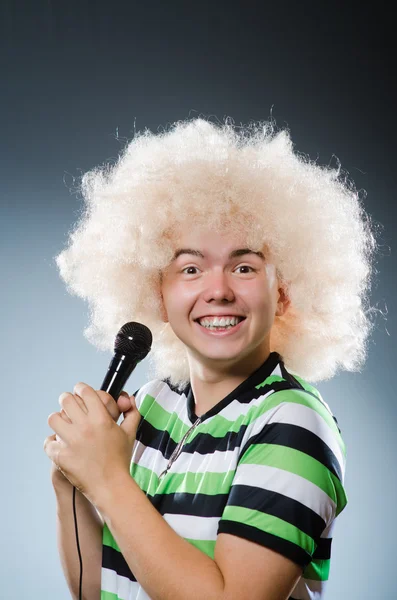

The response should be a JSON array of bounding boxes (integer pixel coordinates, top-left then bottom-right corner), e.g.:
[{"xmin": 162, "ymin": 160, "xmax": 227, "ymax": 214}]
[{"xmin": 198, "ymin": 316, "xmax": 242, "ymax": 328}]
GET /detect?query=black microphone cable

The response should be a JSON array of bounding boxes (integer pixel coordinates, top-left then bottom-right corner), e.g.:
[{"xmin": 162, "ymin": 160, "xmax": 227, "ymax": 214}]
[{"xmin": 71, "ymin": 322, "xmax": 152, "ymax": 600}]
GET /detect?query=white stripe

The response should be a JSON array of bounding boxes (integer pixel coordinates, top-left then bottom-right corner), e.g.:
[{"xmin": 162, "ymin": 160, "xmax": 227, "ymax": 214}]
[
  {"xmin": 134, "ymin": 379, "xmax": 160, "ymax": 410},
  {"xmin": 163, "ymin": 513, "xmax": 219, "ymax": 540},
  {"xmin": 131, "ymin": 441, "xmax": 168, "ymax": 475},
  {"xmin": 291, "ymin": 576, "xmax": 325, "ymax": 599},
  {"xmin": 233, "ymin": 463, "xmax": 336, "ymax": 524},
  {"xmin": 136, "ymin": 380, "xmax": 191, "ymax": 427},
  {"xmin": 156, "ymin": 383, "xmax": 191, "ymax": 426},
  {"xmin": 320, "ymin": 519, "xmax": 335, "ymax": 539},
  {"xmin": 101, "ymin": 567, "xmax": 149, "ymax": 600},
  {"xmin": 169, "ymin": 447, "xmax": 240, "ymax": 475},
  {"xmin": 132, "ymin": 443, "xmax": 240, "ymax": 479}
]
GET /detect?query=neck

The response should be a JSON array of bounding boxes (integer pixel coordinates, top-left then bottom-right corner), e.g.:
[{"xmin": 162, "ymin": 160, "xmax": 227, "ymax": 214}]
[{"xmin": 187, "ymin": 346, "xmax": 271, "ymax": 417}]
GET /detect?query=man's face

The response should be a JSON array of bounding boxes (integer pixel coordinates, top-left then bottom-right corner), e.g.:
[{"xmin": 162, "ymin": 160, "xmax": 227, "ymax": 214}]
[{"xmin": 160, "ymin": 227, "xmax": 289, "ymax": 369}]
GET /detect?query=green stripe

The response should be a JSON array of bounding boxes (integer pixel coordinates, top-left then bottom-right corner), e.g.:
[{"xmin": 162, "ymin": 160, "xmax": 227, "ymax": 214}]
[
  {"xmin": 334, "ymin": 477, "xmax": 348, "ymax": 516},
  {"xmin": 239, "ymin": 442, "xmax": 338, "ymax": 503},
  {"xmin": 185, "ymin": 538, "xmax": 216, "ymax": 559},
  {"xmin": 103, "ymin": 523, "xmax": 121, "ymax": 552},
  {"xmin": 290, "ymin": 375, "xmax": 323, "ymax": 401},
  {"xmin": 131, "ymin": 464, "xmax": 238, "ymax": 497},
  {"xmin": 303, "ymin": 558, "xmax": 331, "ymax": 581},
  {"xmin": 101, "ymin": 591, "xmax": 119, "ymax": 599},
  {"xmin": 159, "ymin": 469, "xmax": 236, "ymax": 495},
  {"xmin": 140, "ymin": 394, "xmax": 189, "ymax": 443},
  {"xmin": 222, "ymin": 506, "xmax": 315, "ymax": 555},
  {"xmin": 130, "ymin": 464, "xmax": 160, "ymax": 496},
  {"xmin": 256, "ymin": 375, "xmax": 284, "ymax": 388}
]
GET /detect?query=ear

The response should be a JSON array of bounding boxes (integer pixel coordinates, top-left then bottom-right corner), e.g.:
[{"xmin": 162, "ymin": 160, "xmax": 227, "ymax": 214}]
[
  {"xmin": 159, "ymin": 294, "xmax": 169, "ymax": 323},
  {"xmin": 275, "ymin": 283, "xmax": 291, "ymax": 318},
  {"xmin": 158, "ymin": 271, "xmax": 169, "ymax": 323}
]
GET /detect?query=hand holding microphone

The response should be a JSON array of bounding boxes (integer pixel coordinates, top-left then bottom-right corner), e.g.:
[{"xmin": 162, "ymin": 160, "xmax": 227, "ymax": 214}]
[
  {"xmin": 46, "ymin": 322, "xmax": 152, "ymax": 499},
  {"xmin": 51, "ymin": 390, "xmax": 135, "ymax": 486}
]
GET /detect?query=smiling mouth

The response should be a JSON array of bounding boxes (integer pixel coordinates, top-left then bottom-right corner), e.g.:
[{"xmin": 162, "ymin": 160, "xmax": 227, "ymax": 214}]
[{"xmin": 194, "ymin": 317, "xmax": 246, "ymax": 331}]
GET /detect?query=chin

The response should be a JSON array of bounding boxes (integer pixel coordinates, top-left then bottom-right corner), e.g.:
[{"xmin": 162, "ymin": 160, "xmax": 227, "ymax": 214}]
[{"xmin": 190, "ymin": 342, "xmax": 248, "ymax": 363}]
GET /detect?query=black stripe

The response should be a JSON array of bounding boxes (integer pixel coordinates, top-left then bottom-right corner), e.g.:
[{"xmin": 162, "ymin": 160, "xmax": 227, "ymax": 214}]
[
  {"xmin": 137, "ymin": 419, "xmax": 180, "ymax": 459},
  {"xmin": 227, "ymin": 484, "xmax": 327, "ymax": 542},
  {"xmin": 102, "ymin": 544, "xmax": 136, "ymax": 582},
  {"xmin": 184, "ymin": 428, "xmax": 247, "ymax": 454},
  {"xmin": 138, "ymin": 405, "xmax": 342, "ymax": 485},
  {"xmin": 137, "ymin": 415, "xmax": 249, "ymax": 457},
  {"xmin": 240, "ymin": 422, "xmax": 343, "ymax": 482},
  {"xmin": 234, "ymin": 380, "xmax": 293, "ymax": 405},
  {"xmin": 150, "ymin": 491, "xmax": 229, "ymax": 517},
  {"xmin": 313, "ymin": 536, "xmax": 332, "ymax": 560},
  {"xmin": 218, "ymin": 520, "xmax": 311, "ymax": 568}
]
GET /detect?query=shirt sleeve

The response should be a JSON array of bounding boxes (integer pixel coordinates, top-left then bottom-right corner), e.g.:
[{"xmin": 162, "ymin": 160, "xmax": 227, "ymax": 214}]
[{"xmin": 217, "ymin": 390, "xmax": 348, "ymax": 568}]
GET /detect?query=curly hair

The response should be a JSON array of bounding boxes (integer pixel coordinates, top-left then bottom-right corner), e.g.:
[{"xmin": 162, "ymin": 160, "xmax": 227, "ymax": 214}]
[{"xmin": 55, "ymin": 116, "xmax": 380, "ymax": 390}]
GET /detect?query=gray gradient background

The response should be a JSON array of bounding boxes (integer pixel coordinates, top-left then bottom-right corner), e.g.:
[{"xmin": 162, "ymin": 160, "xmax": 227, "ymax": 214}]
[{"xmin": 1, "ymin": 2, "xmax": 395, "ymax": 598}]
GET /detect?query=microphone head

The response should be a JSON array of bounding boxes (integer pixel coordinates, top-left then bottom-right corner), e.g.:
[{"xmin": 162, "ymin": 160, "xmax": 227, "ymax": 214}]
[{"xmin": 114, "ymin": 322, "xmax": 152, "ymax": 360}]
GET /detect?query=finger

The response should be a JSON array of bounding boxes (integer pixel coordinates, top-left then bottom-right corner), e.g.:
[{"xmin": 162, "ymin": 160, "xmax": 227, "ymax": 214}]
[
  {"xmin": 43, "ymin": 433, "xmax": 62, "ymax": 467},
  {"xmin": 59, "ymin": 391, "xmax": 88, "ymax": 415},
  {"xmin": 73, "ymin": 383, "xmax": 106, "ymax": 420},
  {"xmin": 73, "ymin": 393, "xmax": 88, "ymax": 413},
  {"xmin": 59, "ymin": 392, "xmax": 87, "ymax": 424},
  {"xmin": 117, "ymin": 392, "xmax": 132, "ymax": 414},
  {"xmin": 60, "ymin": 408, "xmax": 72, "ymax": 424},
  {"xmin": 95, "ymin": 390, "xmax": 121, "ymax": 422},
  {"xmin": 47, "ymin": 411, "xmax": 72, "ymax": 441}
]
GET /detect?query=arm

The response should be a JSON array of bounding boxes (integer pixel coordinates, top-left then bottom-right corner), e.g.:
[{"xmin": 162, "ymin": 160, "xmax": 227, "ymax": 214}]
[
  {"xmin": 52, "ymin": 466, "xmax": 103, "ymax": 600},
  {"xmin": 50, "ymin": 392, "xmax": 131, "ymax": 600},
  {"xmin": 94, "ymin": 472, "xmax": 302, "ymax": 600}
]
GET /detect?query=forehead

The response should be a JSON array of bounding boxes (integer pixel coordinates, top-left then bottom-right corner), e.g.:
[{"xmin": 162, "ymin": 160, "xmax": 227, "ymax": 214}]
[
  {"xmin": 172, "ymin": 227, "xmax": 250, "ymax": 252},
  {"xmin": 170, "ymin": 228, "xmax": 266, "ymax": 262}
]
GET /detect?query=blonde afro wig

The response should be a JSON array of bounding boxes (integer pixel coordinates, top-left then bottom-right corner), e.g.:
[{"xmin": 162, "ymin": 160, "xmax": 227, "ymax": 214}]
[{"xmin": 55, "ymin": 117, "xmax": 380, "ymax": 390}]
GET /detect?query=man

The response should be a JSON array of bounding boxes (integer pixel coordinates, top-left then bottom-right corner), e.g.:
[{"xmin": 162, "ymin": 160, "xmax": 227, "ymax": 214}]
[{"xmin": 45, "ymin": 117, "xmax": 377, "ymax": 599}]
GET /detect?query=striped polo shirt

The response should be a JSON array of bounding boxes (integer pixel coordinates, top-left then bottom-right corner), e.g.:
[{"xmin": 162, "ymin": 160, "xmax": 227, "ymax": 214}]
[{"xmin": 101, "ymin": 351, "xmax": 348, "ymax": 600}]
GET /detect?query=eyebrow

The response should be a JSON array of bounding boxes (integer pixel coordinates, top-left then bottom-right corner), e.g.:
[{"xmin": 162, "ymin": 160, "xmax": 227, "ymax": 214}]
[{"xmin": 171, "ymin": 248, "xmax": 265, "ymax": 261}]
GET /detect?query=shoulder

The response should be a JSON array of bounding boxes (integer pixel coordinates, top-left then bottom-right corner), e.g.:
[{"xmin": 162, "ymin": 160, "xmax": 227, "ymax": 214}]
[
  {"xmin": 242, "ymin": 368, "xmax": 348, "ymax": 517},
  {"xmin": 255, "ymin": 360, "xmax": 346, "ymax": 453},
  {"xmin": 133, "ymin": 377, "xmax": 186, "ymax": 414},
  {"xmin": 267, "ymin": 372, "xmax": 346, "ymax": 461}
]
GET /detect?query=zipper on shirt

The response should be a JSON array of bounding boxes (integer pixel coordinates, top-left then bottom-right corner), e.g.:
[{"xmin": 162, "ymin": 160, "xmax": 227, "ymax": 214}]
[{"xmin": 158, "ymin": 417, "xmax": 201, "ymax": 480}]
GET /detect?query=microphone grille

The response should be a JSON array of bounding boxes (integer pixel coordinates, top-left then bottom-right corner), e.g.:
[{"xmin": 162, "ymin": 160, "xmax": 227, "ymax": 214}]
[{"xmin": 114, "ymin": 322, "xmax": 152, "ymax": 359}]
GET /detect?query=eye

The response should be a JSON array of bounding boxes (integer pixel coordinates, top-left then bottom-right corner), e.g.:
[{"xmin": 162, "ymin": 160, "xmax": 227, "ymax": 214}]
[
  {"xmin": 235, "ymin": 265, "xmax": 256, "ymax": 274},
  {"xmin": 181, "ymin": 266, "xmax": 200, "ymax": 275}
]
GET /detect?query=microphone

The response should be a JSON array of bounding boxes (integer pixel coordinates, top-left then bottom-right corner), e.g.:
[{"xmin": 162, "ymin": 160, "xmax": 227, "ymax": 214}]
[
  {"xmin": 74, "ymin": 321, "xmax": 152, "ymax": 600},
  {"xmin": 100, "ymin": 321, "xmax": 153, "ymax": 400}
]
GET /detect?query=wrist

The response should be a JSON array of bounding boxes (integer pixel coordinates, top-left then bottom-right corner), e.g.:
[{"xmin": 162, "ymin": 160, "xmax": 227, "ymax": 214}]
[
  {"xmin": 91, "ymin": 470, "xmax": 134, "ymax": 516},
  {"xmin": 51, "ymin": 464, "xmax": 73, "ymax": 491}
]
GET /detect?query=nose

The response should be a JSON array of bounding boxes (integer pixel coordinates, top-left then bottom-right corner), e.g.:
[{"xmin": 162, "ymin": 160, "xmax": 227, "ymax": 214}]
[{"xmin": 202, "ymin": 269, "xmax": 235, "ymax": 303}]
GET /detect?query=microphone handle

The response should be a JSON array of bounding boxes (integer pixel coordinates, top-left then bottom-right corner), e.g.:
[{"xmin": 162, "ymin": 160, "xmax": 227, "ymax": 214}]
[{"xmin": 100, "ymin": 352, "xmax": 141, "ymax": 400}]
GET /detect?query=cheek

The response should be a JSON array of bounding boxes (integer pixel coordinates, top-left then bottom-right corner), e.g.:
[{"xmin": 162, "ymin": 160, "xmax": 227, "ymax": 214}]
[{"xmin": 162, "ymin": 282, "xmax": 197, "ymax": 317}]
